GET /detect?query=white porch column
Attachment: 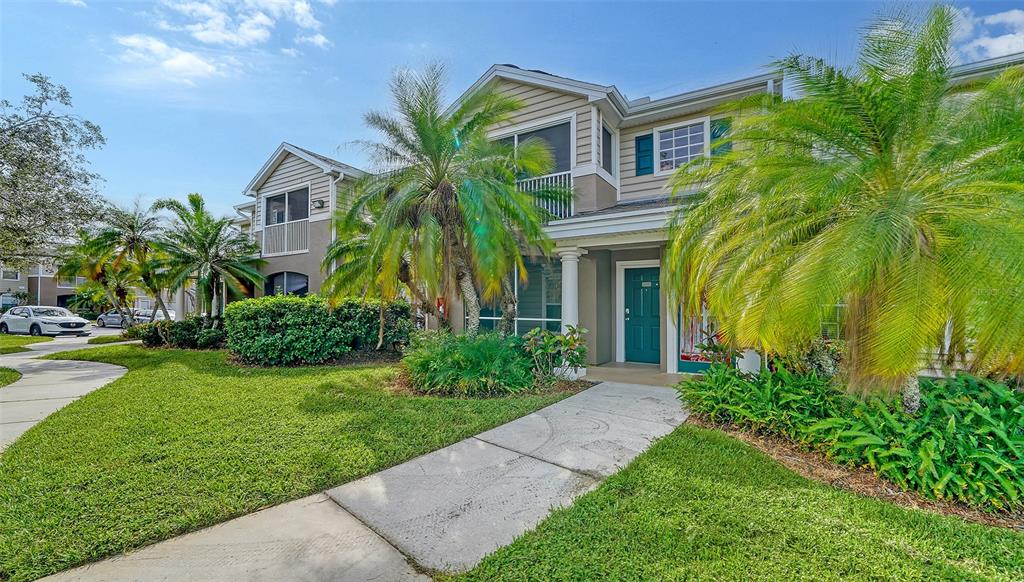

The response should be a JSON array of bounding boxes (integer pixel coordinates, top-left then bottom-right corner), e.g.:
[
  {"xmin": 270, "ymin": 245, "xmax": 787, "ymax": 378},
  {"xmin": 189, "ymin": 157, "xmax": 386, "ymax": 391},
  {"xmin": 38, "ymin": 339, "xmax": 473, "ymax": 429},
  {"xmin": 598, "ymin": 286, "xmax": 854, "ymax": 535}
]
[
  {"xmin": 173, "ymin": 287, "xmax": 186, "ymax": 321},
  {"xmin": 558, "ymin": 248, "xmax": 582, "ymax": 333}
]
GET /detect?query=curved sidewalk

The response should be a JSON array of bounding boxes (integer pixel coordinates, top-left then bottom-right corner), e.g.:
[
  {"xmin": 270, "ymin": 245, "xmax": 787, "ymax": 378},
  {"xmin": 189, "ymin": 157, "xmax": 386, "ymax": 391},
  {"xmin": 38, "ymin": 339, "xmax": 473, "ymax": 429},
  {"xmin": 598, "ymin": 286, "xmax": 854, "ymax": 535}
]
[
  {"xmin": 44, "ymin": 381, "xmax": 689, "ymax": 581},
  {"xmin": 0, "ymin": 331, "xmax": 127, "ymax": 449}
]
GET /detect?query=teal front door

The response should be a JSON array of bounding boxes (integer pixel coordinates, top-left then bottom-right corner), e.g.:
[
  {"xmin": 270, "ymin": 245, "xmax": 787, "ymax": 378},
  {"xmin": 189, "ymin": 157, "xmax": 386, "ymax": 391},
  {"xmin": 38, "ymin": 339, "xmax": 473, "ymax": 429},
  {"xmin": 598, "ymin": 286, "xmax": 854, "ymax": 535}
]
[{"xmin": 624, "ymin": 267, "xmax": 661, "ymax": 364}]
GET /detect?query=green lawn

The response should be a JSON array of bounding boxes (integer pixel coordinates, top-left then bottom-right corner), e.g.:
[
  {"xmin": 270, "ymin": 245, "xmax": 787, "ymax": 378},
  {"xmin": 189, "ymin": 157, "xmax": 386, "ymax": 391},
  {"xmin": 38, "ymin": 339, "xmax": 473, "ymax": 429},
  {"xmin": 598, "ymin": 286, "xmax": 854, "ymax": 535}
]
[
  {"xmin": 86, "ymin": 335, "xmax": 133, "ymax": 345},
  {"xmin": 0, "ymin": 334, "xmax": 52, "ymax": 354},
  {"xmin": 457, "ymin": 425, "xmax": 1024, "ymax": 582},
  {"xmin": 0, "ymin": 346, "xmax": 570, "ymax": 582},
  {"xmin": 0, "ymin": 367, "xmax": 20, "ymax": 387}
]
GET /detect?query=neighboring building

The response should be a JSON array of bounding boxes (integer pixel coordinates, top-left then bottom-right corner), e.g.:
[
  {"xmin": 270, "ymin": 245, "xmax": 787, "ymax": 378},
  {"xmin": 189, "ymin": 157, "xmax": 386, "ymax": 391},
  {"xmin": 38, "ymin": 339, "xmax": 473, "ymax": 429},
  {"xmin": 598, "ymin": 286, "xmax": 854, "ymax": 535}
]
[
  {"xmin": 0, "ymin": 262, "xmax": 172, "ymax": 315},
  {"xmin": 235, "ymin": 142, "xmax": 368, "ymax": 298},
  {"xmin": 235, "ymin": 53, "xmax": 1024, "ymax": 374}
]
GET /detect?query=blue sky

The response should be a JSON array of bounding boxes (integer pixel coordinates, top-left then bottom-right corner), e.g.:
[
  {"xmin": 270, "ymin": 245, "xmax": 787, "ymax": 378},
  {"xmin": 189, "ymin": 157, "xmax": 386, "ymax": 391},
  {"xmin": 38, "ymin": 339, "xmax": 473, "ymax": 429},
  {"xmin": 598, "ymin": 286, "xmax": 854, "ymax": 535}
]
[{"xmin": 3, "ymin": 1, "xmax": 1023, "ymax": 218}]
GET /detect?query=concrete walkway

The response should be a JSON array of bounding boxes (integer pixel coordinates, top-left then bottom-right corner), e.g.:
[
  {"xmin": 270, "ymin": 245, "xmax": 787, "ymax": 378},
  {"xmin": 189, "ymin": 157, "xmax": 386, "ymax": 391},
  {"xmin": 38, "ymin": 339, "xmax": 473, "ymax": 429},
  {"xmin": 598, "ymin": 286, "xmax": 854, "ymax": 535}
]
[
  {"xmin": 45, "ymin": 381, "xmax": 688, "ymax": 581},
  {"xmin": 0, "ymin": 330, "xmax": 126, "ymax": 449}
]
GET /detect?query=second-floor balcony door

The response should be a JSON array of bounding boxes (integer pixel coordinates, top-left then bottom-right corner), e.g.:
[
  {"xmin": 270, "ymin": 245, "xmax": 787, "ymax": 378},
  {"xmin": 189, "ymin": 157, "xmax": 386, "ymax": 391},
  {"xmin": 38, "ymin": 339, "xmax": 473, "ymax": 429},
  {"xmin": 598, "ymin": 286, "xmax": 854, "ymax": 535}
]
[{"xmin": 263, "ymin": 187, "xmax": 309, "ymax": 255}]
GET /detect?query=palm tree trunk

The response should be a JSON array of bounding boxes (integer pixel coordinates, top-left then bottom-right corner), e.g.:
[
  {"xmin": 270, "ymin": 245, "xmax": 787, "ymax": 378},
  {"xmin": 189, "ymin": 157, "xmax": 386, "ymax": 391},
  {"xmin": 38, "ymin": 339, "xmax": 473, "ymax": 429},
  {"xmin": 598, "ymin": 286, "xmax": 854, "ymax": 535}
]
[
  {"xmin": 458, "ymin": 268, "xmax": 480, "ymax": 334},
  {"xmin": 497, "ymin": 276, "xmax": 517, "ymax": 337},
  {"xmin": 376, "ymin": 303, "xmax": 386, "ymax": 350},
  {"xmin": 155, "ymin": 294, "xmax": 171, "ymax": 321},
  {"xmin": 902, "ymin": 374, "xmax": 921, "ymax": 414}
]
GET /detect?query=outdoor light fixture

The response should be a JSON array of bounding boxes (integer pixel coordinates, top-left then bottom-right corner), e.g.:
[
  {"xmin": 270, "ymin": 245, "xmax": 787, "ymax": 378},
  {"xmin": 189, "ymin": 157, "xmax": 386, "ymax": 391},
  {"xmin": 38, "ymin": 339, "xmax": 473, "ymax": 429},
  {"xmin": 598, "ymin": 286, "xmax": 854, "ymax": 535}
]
[{"xmin": 311, "ymin": 199, "xmax": 326, "ymax": 209}]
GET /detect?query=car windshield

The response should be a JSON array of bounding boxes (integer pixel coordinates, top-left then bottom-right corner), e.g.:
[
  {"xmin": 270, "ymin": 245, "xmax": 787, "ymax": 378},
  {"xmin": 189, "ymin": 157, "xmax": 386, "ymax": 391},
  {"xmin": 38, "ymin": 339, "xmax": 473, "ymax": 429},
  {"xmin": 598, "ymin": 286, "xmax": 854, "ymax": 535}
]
[{"xmin": 34, "ymin": 308, "xmax": 70, "ymax": 317}]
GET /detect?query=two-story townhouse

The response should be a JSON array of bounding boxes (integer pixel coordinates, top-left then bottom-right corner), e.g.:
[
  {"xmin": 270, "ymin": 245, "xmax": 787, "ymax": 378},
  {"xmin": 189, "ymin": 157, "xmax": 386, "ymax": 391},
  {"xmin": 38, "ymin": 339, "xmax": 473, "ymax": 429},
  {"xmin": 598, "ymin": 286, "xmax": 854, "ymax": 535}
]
[
  {"xmin": 236, "ymin": 53, "xmax": 1024, "ymax": 376},
  {"xmin": 235, "ymin": 143, "xmax": 368, "ymax": 298}
]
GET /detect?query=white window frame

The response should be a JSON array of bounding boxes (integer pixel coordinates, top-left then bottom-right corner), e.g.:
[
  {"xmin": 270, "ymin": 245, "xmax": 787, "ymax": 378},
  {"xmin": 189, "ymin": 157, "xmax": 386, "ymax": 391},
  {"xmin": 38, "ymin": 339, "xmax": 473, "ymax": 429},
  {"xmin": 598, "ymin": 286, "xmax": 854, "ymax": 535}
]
[
  {"xmin": 596, "ymin": 111, "xmax": 619, "ymax": 183},
  {"xmin": 261, "ymin": 183, "xmax": 311, "ymax": 228},
  {"xmin": 56, "ymin": 276, "xmax": 85, "ymax": 289},
  {"xmin": 490, "ymin": 113, "xmax": 577, "ymax": 176},
  {"xmin": 475, "ymin": 261, "xmax": 562, "ymax": 335},
  {"xmin": 653, "ymin": 115, "xmax": 711, "ymax": 177},
  {"xmin": 264, "ymin": 271, "xmax": 309, "ymax": 296},
  {"xmin": 1, "ymin": 269, "xmax": 20, "ymax": 281}
]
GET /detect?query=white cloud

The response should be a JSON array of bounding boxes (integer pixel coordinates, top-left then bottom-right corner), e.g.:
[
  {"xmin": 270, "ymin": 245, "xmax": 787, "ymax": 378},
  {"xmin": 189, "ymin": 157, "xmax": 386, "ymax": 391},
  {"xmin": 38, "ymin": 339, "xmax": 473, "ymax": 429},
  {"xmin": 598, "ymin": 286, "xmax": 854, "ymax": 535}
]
[
  {"xmin": 158, "ymin": 0, "xmax": 330, "ymax": 47},
  {"xmin": 280, "ymin": 47, "xmax": 300, "ymax": 57},
  {"xmin": 955, "ymin": 7, "xmax": 1024, "ymax": 62},
  {"xmin": 114, "ymin": 34, "xmax": 220, "ymax": 86},
  {"xmin": 57, "ymin": 0, "xmax": 88, "ymax": 6},
  {"xmin": 297, "ymin": 32, "xmax": 329, "ymax": 48}
]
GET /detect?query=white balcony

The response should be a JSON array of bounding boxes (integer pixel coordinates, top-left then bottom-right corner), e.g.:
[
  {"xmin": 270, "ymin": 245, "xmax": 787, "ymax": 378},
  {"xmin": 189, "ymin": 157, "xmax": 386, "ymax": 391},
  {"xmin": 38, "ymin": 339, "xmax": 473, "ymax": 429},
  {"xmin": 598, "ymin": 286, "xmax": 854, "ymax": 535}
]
[
  {"xmin": 518, "ymin": 171, "xmax": 573, "ymax": 221},
  {"xmin": 262, "ymin": 219, "xmax": 308, "ymax": 255}
]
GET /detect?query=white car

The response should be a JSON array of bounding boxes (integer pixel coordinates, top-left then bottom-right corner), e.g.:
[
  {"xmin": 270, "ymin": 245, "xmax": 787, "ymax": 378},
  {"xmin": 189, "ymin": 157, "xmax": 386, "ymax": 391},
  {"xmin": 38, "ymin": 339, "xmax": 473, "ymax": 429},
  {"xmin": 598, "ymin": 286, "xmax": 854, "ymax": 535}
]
[{"xmin": 0, "ymin": 306, "xmax": 92, "ymax": 337}]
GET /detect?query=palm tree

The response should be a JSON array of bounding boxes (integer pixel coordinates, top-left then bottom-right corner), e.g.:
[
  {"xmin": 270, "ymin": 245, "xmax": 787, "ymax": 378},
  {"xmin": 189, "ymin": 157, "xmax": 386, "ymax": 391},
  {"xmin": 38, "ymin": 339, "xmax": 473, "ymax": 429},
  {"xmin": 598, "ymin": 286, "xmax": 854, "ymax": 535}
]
[
  {"xmin": 56, "ymin": 230, "xmax": 136, "ymax": 322},
  {"xmin": 322, "ymin": 196, "xmax": 444, "ymax": 331},
  {"xmin": 345, "ymin": 64, "xmax": 568, "ymax": 333},
  {"xmin": 95, "ymin": 200, "xmax": 173, "ymax": 320},
  {"xmin": 155, "ymin": 193, "xmax": 263, "ymax": 323},
  {"xmin": 665, "ymin": 5, "xmax": 1024, "ymax": 411}
]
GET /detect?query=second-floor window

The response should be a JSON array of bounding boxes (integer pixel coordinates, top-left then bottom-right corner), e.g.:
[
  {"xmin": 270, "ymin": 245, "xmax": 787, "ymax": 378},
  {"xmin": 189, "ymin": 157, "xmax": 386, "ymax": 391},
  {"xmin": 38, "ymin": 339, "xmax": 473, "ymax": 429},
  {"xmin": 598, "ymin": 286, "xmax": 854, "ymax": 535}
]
[
  {"xmin": 656, "ymin": 120, "xmax": 706, "ymax": 173},
  {"xmin": 265, "ymin": 187, "xmax": 309, "ymax": 226},
  {"xmin": 57, "ymin": 276, "xmax": 86, "ymax": 288},
  {"xmin": 1, "ymin": 270, "xmax": 19, "ymax": 281},
  {"xmin": 498, "ymin": 121, "xmax": 572, "ymax": 174},
  {"xmin": 601, "ymin": 124, "xmax": 614, "ymax": 175}
]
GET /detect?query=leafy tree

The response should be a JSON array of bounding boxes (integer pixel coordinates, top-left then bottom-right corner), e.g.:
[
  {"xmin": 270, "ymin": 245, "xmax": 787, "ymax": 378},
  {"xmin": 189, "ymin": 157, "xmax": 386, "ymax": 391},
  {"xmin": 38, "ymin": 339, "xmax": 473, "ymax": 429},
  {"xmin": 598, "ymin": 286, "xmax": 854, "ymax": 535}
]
[
  {"xmin": 156, "ymin": 193, "xmax": 263, "ymax": 324},
  {"xmin": 0, "ymin": 74, "xmax": 104, "ymax": 268},
  {"xmin": 665, "ymin": 6, "xmax": 1024, "ymax": 411},
  {"xmin": 95, "ymin": 201, "xmax": 173, "ymax": 320},
  {"xmin": 345, "ymin": 64, "xmax": 568, "ymax": 333}
]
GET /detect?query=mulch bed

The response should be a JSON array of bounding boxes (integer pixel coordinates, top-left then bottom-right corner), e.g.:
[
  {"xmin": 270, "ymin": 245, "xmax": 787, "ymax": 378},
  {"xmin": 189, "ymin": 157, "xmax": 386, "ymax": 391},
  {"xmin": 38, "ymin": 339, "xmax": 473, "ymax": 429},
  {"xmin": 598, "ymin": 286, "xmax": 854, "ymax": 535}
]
[{"xmin": 688, "ymin": 414, "xmax": 1024, "ymax": 530}]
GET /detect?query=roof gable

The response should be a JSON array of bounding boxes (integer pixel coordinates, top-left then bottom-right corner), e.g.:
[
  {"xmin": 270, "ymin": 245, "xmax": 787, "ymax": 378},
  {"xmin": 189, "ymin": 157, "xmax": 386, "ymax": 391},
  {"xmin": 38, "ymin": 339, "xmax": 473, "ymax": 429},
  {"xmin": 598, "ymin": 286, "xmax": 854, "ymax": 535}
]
[{"xmin": 243, "ymin": 142, "xmax": 366, "ymax": 196}]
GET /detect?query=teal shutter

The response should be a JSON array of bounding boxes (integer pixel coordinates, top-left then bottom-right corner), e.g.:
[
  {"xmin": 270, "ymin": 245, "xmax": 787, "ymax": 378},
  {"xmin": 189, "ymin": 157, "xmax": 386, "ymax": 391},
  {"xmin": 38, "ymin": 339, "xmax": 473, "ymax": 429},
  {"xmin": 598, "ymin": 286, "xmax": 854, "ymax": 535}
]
[
  {"xmin": 635, "ymin": 134, "xmax": 653, "ymax": 176},
  {"xmin": 710, "ymin": 118, "xmax": 732, "ymax": 156}
]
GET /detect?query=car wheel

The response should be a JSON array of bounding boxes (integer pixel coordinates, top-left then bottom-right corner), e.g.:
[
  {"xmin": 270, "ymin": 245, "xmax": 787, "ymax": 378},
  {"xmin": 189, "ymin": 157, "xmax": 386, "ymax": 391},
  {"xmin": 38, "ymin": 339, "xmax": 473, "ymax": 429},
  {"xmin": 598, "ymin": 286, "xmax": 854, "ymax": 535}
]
[
  {"xmin": 29, "ymin": 324, "xmax": 42, "ymax": 337},
  {"xmin": 97, "ymin": 318, "xmax": 106, "ymax": 327},
  {"xmin": 0, "ymin": 323, "xmax": 7, "ymax": 334}
]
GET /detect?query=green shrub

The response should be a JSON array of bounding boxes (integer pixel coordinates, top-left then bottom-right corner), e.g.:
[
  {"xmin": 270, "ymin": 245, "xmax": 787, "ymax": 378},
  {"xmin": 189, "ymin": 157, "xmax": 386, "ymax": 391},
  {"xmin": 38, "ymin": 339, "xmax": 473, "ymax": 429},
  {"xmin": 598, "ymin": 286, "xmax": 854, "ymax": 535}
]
[
  {"xmin": 523, "ymin": 325, "xmax": 588, "ymax": 385},
  {"xmin": 403, "ymin": 331, "xmax": 535, "ymax": 397},
  {"xmin": 166, "ymin": 317, "xmax": 203, "ymax": 349},
  {"xmin": 196, "ymin": 328, "xmax": 226, "ymax": 350},
  {"xmin": 138, "ymin": 321, "xmax": 170, "ymax": 348},
  {"xmin": 121, "ymin": 324, "xmax": 147, "ymax": 340},
  {"xmin": 812, "ymin": 375, "xmax": 1024, "ymax": 511},
  {"xmin": 223, "ymin": 295, "xmax": 411, "ymax": 366},
  {"xmin": 679, "ymin": 365, "xmax": 1024, "ymax": 511},
  {"xmin": 680, "ymin": 365, "xmax": 848, "ymax": 444}
]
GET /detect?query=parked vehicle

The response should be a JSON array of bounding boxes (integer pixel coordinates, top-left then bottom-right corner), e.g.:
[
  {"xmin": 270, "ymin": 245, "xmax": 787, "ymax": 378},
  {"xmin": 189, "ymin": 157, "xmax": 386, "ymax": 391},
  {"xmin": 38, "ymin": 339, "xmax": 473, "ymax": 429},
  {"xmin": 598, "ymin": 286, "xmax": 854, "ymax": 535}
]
[
  {"xmin": 97, "ymin": 309, "xmax": 178, "ymax": 327},
  {"xmin": 0, "ymin": 306, "xmax": 92, "ymax": 337}
]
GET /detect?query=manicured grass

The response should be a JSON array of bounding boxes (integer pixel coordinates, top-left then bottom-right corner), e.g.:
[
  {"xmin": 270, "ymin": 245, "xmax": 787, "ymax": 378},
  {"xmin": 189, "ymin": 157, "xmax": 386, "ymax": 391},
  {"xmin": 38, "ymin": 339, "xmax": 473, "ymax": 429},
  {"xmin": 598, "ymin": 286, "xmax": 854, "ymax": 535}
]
[
  {"xmin": 457, "ymin": 425, "xmax": 1024, "ymax": 582},
  {"xmin": 0, "ymin": 334, "xmax": 52, "ymax": 354},
  {"xmin": 86, "ymin": 335, "xmax": 133, "ymax": 345},
  {"xmin": 0, "ymin": 367, "xmax": 20, "ymax": 388},
  {"xmin": 0, "ymin": 346, "xmax": 570, "ymax": 582}
]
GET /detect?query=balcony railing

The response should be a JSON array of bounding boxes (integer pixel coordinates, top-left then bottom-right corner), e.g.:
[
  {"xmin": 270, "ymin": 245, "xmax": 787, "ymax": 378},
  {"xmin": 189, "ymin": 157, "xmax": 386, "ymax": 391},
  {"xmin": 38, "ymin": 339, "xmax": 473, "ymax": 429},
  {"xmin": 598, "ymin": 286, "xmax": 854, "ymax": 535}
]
[
  {"xmin": 263, "ymin": 219, "xmax": 308, "ymax": 255},
  {"xmin": 518, "ymin": 171, "xmax": 573, "ymax": 221}
]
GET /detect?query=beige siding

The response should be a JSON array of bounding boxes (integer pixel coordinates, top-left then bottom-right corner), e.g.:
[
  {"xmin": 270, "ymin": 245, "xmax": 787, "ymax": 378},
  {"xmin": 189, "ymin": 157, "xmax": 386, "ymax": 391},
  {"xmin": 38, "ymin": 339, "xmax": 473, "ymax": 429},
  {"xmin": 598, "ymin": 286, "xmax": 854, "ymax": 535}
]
[
  {"xmin": 255, "ymin": 153, "xmax": 332, "ymax": 228},
  {"xmin": 490, "ymin": 80, "xmax": 592, "ymax": 167},
  {"xmin": 619, "ymin": 110, "xmax": 729, "ymax": 201}
]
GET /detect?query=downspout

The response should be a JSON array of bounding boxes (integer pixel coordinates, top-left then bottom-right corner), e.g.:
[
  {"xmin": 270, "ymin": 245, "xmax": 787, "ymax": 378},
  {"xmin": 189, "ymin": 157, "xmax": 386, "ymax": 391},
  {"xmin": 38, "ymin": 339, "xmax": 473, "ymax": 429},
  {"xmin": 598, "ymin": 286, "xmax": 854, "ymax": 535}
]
[{"xmin": 329, "ymin": 172, "xmax": 344, "ymax": 274}]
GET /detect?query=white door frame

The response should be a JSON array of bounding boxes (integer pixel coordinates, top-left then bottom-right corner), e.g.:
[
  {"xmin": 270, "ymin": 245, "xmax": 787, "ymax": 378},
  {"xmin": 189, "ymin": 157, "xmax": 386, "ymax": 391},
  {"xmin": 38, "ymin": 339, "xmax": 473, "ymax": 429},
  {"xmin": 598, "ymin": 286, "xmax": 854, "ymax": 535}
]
[{"xmin": 615, "ymin": 259, "xmax": 671, "ymax": 364}]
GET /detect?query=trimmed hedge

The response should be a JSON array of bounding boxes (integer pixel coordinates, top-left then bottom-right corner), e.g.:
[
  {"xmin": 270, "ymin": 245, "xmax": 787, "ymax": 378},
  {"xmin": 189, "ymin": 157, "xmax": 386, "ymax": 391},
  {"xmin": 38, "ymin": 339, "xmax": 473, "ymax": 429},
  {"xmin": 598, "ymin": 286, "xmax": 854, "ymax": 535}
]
[{"xmin": 223, "ymin": 295, "xmax": 411, "ymax": 366}]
